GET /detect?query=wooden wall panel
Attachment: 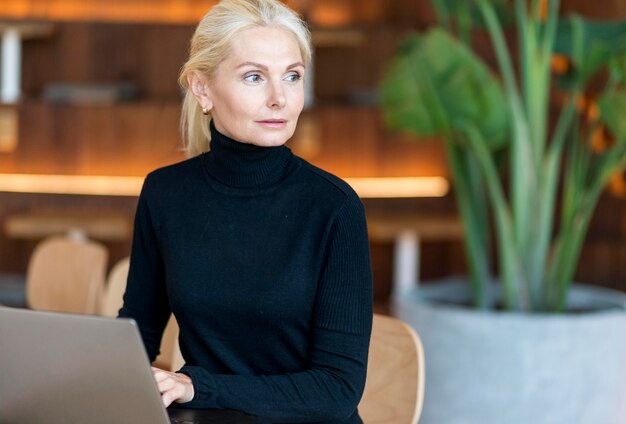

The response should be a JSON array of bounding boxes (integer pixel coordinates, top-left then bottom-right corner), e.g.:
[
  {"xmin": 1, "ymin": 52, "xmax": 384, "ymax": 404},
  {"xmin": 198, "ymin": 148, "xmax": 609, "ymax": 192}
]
[
  {"xmin": 561, "ymin": 0, "xmax": 626, "ymax": 19},
  {"xmin": 0, "ymin": 104, "xmax": 447, "ymax": 178},
  {"xmin": 1, "ymin": 101, "xmax": 184, "ymax": 175},
  {"xmin": 22, "ymin": 23, "xmax": 193, "ymax": 99}
]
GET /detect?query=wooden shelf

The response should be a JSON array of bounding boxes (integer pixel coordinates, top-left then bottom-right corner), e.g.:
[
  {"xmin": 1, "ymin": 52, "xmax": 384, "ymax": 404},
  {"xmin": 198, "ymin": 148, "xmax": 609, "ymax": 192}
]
[
  {"xmin": 367, "ymin": 213, "xmax": 463, "ymax": 243},
  {"xmin": 4, "ymin": 209, "xmax": 132, "ymax": 241}
]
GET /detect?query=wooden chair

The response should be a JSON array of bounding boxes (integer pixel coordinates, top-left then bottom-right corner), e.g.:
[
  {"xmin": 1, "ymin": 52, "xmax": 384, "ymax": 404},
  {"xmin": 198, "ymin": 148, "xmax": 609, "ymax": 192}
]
[
  {"xmin": 26, "ymin": 233, "xmax": 108, "ymax": 314},
  {"xmin": 99, "ymin": 256, "xmax": 130, "ymax": 317},
  {"xmin": 100, "ymin": 256, "xmax": 183, "ymax": 371},
  {"xmin": 359, "ymin": 314, "xmax": 425, "ymax": 424}
]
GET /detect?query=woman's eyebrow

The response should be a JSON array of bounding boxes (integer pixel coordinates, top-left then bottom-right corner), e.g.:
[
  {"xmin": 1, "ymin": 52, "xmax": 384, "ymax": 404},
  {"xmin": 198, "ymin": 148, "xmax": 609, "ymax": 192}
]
[
  {"xmin": 286, "ymin": 62, "xmax": 305, "ymax": 70},
  {"xmin": 236, "ymin": 61, "xmax": 305, "ymax": 71},
  {"xmin": 237, "ymin": 61, "xmax": 269, "ymax": 71}
]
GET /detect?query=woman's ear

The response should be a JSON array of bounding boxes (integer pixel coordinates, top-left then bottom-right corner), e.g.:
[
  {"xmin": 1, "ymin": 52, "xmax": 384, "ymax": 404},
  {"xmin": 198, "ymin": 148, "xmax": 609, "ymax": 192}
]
[{"xmin": 187, "ymin": 72, "xmax": 213, "ymax": 112}]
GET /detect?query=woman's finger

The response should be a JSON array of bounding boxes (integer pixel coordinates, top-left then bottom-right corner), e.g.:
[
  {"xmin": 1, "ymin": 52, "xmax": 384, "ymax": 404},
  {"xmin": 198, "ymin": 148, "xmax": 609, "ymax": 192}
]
[{"xmin": 150, "ymin": 366, "xmax": 194, "ymax": 406}]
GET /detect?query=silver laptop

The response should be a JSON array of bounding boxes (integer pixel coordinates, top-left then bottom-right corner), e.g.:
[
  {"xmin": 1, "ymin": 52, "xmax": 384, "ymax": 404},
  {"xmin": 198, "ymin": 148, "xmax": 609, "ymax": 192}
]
[{"xmin": 0, "ymin": 305, "xmax": 171, "ymax": 424}]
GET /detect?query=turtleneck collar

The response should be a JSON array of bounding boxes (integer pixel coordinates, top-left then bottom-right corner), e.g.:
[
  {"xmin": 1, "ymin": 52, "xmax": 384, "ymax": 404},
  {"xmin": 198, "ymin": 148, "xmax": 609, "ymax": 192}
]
[{"xmin": 201, "ymin": 120, "xmax": 295, "ymax": 189}]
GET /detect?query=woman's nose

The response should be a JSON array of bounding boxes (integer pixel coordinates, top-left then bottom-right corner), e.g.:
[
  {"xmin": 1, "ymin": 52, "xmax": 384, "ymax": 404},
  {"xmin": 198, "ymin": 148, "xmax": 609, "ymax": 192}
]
[{"xmin": 267, "ymin": 82, "xmax": 286, "ymax": 109}]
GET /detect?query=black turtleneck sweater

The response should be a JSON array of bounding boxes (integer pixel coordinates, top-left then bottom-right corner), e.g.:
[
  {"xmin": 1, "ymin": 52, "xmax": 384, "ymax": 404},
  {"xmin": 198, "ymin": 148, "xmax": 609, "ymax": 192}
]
[{"xmin": 119, "ymin": 123, "xmax": 373, "ymax": 423}]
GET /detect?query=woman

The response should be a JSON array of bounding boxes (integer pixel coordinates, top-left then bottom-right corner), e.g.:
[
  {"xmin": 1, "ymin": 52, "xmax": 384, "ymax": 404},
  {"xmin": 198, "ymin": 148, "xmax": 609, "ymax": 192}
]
[{"xmin": 119, "ymin": 0, "xmax": 373, "ymax": 422}]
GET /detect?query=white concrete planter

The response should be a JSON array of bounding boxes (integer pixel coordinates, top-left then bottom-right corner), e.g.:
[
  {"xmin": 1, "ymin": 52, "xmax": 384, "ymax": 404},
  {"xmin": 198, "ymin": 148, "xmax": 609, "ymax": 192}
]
[{"xmin": 394, "ymin": 278, "xmax": 626, "ymax": 424}]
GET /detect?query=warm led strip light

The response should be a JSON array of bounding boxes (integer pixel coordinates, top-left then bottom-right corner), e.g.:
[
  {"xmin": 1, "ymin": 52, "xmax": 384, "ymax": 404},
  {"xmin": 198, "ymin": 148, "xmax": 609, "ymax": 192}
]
[
  {"xmin": 0, "ymin": 174, "xmax": 449, "ymax": 198},
  {"xmin": 0, "ymin": 1, "xmax": 218, "ymax": 24},
  {"xmin": 345, "ymin": 177, "xmax": 449, "ymax": 198},
  {"xmin": 0, "ymin": 174, "xmax": 143, "ymax": 196}
]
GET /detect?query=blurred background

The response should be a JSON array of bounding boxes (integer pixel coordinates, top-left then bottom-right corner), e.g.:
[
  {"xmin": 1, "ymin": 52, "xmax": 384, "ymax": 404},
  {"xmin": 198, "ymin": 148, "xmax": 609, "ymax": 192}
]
[{"xmin": 0, "ymin": 0, "xmax": 625, "ymax": 311}]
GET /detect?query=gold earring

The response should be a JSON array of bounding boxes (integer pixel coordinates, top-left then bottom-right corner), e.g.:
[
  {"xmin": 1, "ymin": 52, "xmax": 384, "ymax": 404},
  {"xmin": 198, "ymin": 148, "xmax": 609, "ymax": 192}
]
[{"xmin": 202, "ymin": 107, "xmax": 209, "ymax": 116}]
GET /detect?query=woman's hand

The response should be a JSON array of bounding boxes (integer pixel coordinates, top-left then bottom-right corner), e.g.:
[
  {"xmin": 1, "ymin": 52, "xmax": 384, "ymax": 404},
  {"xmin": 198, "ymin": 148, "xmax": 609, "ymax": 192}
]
[{"xmin": 151, "ymin": 366, "xmax": 195, "ymax": 407}]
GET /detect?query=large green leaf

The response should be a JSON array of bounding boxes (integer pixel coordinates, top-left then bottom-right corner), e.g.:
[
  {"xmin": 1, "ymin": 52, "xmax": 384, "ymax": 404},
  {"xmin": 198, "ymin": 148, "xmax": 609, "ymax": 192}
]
[
  {"xmin": 380, "ymin": 28, "xmax": 508, "ymax": 149},
  {"xmin": 599, "ymin": 89, "xmax": 626, "ymax": 142},
  {"xmin": 379, "ymin": 34, "xmax": 442, "ymax": 136},
  {"xmin": 432, "ymin": 0, "xmax": 513, "ymax": 30},
  {"xmin": 609, "ymin": 53, "xmax": 626, "ymax": 83},
  {"xmin": 554, "ymin": 16, "xmax": 626, "ymax": 85}
]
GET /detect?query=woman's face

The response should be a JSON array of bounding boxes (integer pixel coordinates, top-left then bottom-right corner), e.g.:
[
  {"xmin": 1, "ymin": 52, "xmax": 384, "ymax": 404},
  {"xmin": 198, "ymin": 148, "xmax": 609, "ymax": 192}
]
[{"xmin": 203, "ymin": 26, "xmax": 305, "ymax": 147}]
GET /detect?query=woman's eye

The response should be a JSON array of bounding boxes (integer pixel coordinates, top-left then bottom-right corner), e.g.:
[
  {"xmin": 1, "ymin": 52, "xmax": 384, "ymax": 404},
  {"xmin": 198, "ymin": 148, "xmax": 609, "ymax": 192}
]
[
  {"xmin": 244, "ymin": 73, "xmax": 262, "ymax": 83},
  {"xmin": 284, "ymin": 72, "xmax": 302, "ymax": 83}
]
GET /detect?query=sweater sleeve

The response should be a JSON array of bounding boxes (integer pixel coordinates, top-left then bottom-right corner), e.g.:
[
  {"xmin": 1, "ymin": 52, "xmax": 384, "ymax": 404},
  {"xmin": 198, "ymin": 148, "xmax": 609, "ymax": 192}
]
[
  {"xmin": 179, "ymin": 196, "xmax": 373, "ymax": 423},
  {"xmin": 118, "ymin": 176, "xmax": 171, "ymax": 362}
]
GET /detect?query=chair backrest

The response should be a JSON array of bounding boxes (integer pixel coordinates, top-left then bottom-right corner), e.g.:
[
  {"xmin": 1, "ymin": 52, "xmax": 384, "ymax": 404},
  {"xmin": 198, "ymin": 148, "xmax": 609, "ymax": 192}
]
[
  {"xmin": 26, "ymin": 235, "xmax": 108, "ymax": 314},
  {"xmin": 100, "ymin": 256, "xmax": 182, "ymax": 371},
  {"xmin": 100, "ymin": 256, "xmax": 130, "ymax": 317},
  {"xmin": 359, "ymin": 314, "xmax": 425, "ymax": 424},
  {"xmin": 153, "ymin": 316, "xmax": 182, "ymax": 371}
]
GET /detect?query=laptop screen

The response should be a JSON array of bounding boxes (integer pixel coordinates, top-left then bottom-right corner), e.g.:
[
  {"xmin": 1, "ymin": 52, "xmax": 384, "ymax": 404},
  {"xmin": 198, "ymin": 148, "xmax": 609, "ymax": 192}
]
[{"xmin": 0, "ymin": 306, "xmax": 171, "ymax": 424}]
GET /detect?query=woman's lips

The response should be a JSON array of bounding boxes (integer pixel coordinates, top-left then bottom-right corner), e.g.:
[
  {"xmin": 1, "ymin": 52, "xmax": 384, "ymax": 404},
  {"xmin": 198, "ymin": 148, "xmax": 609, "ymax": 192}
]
[{"xmin": 256, "ymin": 119, "xmax": 287, "ymax": 128}]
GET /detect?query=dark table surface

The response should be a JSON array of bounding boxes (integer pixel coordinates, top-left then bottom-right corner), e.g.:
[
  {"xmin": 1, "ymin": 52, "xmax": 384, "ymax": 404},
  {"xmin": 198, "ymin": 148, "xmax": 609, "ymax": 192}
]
[{"xmin": 168, "ymin": 407, "xmax": 269, "ymax": 424}]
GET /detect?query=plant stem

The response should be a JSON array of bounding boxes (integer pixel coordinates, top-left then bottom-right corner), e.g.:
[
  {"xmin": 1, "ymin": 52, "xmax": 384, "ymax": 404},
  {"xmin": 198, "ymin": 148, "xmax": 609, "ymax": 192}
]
[
  {"xmin": 444, "ymin": 139, "xmax": 493, "ymax": 308},
  {"xmin": 532, "ymin": 95, "xmax": 577, "ymax": 308},
  {"xmin": 515, "ymin": 0, "xmax": 542, "ymax": 304},
  {"xmin": 516, "ymin": 2, "xmax": 561, "ymax": 306},
  {"xmin": 478, "ymin": 0, "xmax": 535, "ymax": 309},
  {"xmin": 555, "ymin": 145, "xmax": 626, "ymax": 309},
  {"xmin": 461, "ymin": 122, "xmax": 527, "ymax": 310},
  {"xmin": 456, "ymin": 1, "xmax": 473, "ymax": 47}
]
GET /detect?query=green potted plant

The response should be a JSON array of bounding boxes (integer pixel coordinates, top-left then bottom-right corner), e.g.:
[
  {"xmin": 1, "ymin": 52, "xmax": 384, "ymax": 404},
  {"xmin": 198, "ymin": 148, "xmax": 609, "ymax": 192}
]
[{"xmin": 379, "ymin": 1, "xmax": 626, "ymax": 422}]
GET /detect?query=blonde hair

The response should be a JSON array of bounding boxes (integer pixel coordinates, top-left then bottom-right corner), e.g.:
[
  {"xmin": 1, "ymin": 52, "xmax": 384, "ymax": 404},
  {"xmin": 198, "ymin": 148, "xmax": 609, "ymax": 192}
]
[{"xmin": 178, "ymin": 0, "xmax": 312, "ymax": 157}]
